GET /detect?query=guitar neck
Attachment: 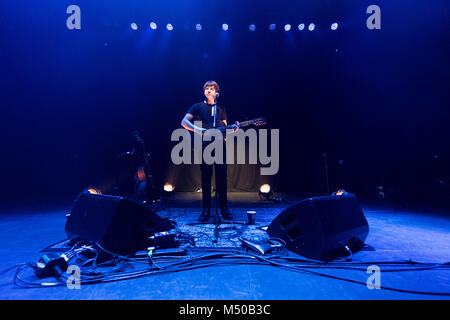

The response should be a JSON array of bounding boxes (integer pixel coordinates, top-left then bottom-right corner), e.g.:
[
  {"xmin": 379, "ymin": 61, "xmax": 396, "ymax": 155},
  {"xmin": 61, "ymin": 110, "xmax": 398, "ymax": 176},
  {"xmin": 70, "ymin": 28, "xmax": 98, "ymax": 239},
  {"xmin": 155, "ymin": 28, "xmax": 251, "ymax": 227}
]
[
  {"xmin": 219, "ymin": 119, "xmax": 257, "ymax": 131},
  {"xmin": 134, "ymin": 132, "xmax": 151, "ymax": 168},
  {"xmin": 235, "ymin": 119, "xmax": 256, "ymax": 128}
]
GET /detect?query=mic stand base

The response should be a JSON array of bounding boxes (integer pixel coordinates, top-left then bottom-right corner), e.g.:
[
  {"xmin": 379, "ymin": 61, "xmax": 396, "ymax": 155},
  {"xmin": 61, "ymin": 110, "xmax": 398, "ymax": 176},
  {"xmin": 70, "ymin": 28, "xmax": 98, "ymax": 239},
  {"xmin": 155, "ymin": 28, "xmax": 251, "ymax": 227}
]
[{"xmin": 213, "ymin": 185, "xmax": 220, "ymax": 243}]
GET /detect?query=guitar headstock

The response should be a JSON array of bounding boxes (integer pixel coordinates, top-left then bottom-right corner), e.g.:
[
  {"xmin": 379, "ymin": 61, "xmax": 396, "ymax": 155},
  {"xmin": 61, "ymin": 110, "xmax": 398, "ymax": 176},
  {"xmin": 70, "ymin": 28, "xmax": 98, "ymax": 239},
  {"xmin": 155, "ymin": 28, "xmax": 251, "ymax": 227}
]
[
  {"xmin": 133, "ymin": 130, "xmax": 144, "ymax": 144},
  {"xmin": 252, "ymin": 117, "xmax": 267, "ymax": 126}
]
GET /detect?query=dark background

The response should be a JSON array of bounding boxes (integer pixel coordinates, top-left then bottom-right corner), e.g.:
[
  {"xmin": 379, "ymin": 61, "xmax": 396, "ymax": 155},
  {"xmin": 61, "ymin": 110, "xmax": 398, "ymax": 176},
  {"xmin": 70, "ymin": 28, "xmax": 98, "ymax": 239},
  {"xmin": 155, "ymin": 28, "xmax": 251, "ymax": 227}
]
[{"xmin": 0, "ymin": 0, "xmax": 449, "ymax": 207}]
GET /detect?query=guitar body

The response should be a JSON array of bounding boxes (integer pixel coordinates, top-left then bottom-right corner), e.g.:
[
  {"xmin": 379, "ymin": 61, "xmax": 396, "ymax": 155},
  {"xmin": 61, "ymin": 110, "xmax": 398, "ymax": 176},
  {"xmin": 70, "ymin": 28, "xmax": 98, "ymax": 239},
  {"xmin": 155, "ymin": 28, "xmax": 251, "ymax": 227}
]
[
  {"xmin": 133, "ymin": 131, "xmax": 158, "ymax": 203},
  {"xmin": 136, "ymin": 166, "xmax": 147, "ymax": 183}
]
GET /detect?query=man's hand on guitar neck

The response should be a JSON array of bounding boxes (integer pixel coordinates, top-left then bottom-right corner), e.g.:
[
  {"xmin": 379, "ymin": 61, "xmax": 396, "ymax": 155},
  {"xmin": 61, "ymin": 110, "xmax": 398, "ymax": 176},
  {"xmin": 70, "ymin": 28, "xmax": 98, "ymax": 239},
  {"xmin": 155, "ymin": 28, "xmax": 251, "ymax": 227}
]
[
  {"xmin": 223, "ymin": 120, "xmax": 240, "ymax": 134},
  {"xmin": 231, "ymin": 121, "xmax": 240, "ymax": 133}
]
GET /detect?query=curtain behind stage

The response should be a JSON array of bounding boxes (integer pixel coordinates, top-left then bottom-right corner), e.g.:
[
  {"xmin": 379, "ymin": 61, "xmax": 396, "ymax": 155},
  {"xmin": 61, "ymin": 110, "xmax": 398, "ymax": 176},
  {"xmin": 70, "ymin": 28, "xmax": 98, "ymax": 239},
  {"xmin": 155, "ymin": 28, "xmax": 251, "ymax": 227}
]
[
  {"xmin": 166, "ymin": 163, "xmax": 265, "ymax": 192},
  {"xmin": 166, "ymin": 142, "xmax": 274, "ymax": 192}
]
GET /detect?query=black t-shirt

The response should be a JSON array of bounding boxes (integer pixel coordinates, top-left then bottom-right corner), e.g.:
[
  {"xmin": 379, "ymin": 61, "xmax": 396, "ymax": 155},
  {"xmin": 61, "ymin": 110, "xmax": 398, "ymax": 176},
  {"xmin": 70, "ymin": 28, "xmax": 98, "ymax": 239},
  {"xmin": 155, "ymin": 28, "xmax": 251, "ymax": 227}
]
[{"xmin": 187, "ymin": 102, "xmax": 228, "ymax": 129}]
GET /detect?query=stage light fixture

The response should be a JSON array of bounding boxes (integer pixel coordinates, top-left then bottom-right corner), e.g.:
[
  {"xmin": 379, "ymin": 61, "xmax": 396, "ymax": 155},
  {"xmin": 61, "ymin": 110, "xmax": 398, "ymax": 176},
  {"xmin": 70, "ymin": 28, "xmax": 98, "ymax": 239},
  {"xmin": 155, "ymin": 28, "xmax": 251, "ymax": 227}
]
[
  {"xmin": 331, "ymin": 23, "xmax": 338, "ymax": 30},
  {"xmin": 196, "ymin": 24, "xmax": 202, "ymax": 31},
  {"xmin": 249, "ymin": 24, "xmax": 256, "ymax": 31},
  {"xmin": 87, "ymin": 188, "xmax": 102, "ymax": 195},
  {"xmin": 260, "ymin": 184, "xmax": 271, "ymax": 194},
  {"xmin": 284, "ymin": 24, "xmax": 291, "ymax": 31},
  {"xmin": 166, "ymin": 23, "xmax": 173, "ymax": 31},
  {"xmin": 164, "ymin": 183, "xmax": 174, "ymax": 192},
  {"xmin": 308, "ymin": 23, "xmax": 315, "ymax": 31},
  {"xmin": 162, "ymin": 183, "xmax": 175, "ymax": 199},
  {"xmin": 130, "ymin": 23, "xmax": 138, "ymax": 30},
  {"xmin": 298, "ymin": 23, "xmax": 305, "ymax": 31},
  {"xmin": 150, "ymin": 22, "xmax": 157, "ymax": 30},
  {"xmin": 81, "ymin": 186, "xmax": 102, "ymax": 195},
  {"xmin": 332, "ymin": 189, "xmax": 349, "ymax": 196},
  {"xmin": 259, "ymin": 184, "xmax": 274, "ymax": 201},
  {"xmin": 222, "ymin": 23, "xmax": 229, "ymax": 31},
  {"xmin": 269, "ymin": 23, "xmax": 276, "ymax": 31},
  {"xmin": 375, "ymin": 186, "xmax": 385, "ymax": 200}
]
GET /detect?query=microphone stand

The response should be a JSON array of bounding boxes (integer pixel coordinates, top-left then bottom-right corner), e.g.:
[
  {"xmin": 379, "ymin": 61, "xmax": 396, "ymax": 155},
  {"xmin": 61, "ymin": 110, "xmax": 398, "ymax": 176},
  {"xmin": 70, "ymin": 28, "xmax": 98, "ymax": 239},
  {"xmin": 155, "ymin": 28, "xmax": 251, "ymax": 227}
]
[
  {"xmin": 212, "ymin": 96, "xmax": 221, "ymax": 244},
  {"xmin": 190, "ymin": 96, "xmax": 244, "ymax": 245},
  {"xmin": 323, "ymin": 153, "xmax": 330, "ymax": 195}
]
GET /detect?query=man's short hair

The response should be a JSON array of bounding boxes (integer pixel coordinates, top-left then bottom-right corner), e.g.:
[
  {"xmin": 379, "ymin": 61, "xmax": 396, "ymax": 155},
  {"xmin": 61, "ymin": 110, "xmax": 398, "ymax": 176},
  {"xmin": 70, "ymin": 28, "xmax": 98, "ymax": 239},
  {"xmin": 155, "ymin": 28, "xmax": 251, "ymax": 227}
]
[{"xmin": 203, "ymin": 80, "xmax": 220, "ymax": 93}]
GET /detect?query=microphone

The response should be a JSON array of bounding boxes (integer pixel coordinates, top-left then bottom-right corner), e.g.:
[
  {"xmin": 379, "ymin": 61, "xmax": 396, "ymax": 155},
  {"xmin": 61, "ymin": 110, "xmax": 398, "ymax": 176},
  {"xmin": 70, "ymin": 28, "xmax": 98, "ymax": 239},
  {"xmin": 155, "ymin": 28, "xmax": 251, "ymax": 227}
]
[
  {"xmin": 116, "ymin": 148, "xmax": 135, "ymax": 158},
  {"xmin": 212, "ymin": 93, "xmax": 219, "ymax": 127},
  {"xmin": 212, "ymin": 94, "xmax": 219, "ymax": 127},
  {"xmin": 214, "ymin": 92, "xmax": 219, "ymax": 104}
]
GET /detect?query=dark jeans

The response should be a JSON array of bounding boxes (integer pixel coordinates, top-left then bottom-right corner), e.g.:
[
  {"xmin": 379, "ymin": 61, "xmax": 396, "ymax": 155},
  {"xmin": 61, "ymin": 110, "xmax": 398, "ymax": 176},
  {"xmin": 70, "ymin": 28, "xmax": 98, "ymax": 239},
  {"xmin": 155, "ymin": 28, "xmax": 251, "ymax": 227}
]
[{"xmin": 200, "ymin": 162, "xmax": 228, "ymax": 211}]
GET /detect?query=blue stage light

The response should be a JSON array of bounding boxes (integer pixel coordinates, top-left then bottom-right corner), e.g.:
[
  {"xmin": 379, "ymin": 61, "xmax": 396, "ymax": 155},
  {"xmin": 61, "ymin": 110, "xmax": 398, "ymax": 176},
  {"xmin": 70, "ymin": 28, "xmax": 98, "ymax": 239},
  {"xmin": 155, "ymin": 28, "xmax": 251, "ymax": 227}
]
[
  {"xmin": 331, "ymin": 23, "xmax": 338, "ymax": 30},
  {"xmin": 269, "ymin": 23, "xmax": 276, "ymax": 31},
  {"xmin": 284, "ymin": 24, "xmax": 291, "ymax": 31},
  {"xmin": 196, "ymin": 24, "xmax": 202, "ymax": 31},
  {"xmin": 308, "ymin": 23, "xmax": 315, "ymax": 31},
  {"xmin": 150, "ymin": 22, "xmax": 157, "ymax": 30},
  {"xmin": 131, "ymin": 23, "xmax": 138, "ymax": 30},
  {"xmin": 249, "ymin": 24, "xmax": 256, "ymax": 32},
  {"xmin": 167, "ymin": 23, "xmax": 173, "ymax": 31},
  {"xmin": 298, "ymin": 23, "xmax": 305, "ymax": 31},
  {"xmin": 222, "ymin": 23, "xmax": 229, "ymax": 31}
]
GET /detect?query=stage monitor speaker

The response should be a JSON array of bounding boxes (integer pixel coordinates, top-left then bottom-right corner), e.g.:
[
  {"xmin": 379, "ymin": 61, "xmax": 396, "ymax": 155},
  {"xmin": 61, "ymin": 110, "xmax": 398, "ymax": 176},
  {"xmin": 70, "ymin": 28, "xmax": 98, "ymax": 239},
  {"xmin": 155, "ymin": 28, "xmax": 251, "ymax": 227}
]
[
  {"xmin": 65, "ymin": 193, "xmax": 174, "ymax": 255},
  {"xmin": 267, "ymin": 194, "xmax": 369, "ymax": 261}
]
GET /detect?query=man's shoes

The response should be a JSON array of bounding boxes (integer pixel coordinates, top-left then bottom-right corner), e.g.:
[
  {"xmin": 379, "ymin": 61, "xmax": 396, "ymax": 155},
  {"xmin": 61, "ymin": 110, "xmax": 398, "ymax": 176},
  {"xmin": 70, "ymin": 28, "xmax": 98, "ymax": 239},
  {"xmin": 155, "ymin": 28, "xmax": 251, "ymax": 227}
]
[
  {"xmin": 198, "ymin": 209, "xmax": 211, "ymax": 222},
  {"xmin": 220, "ymin": 207, "xmax": 233, "ymax": 220}
]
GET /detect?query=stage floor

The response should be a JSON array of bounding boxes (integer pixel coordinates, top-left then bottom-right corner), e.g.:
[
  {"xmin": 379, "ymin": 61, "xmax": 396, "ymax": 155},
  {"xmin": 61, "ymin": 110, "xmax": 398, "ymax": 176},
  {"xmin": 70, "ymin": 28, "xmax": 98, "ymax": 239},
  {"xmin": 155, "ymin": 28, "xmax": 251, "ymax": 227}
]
[{"xmin": 0, "ymin": 192, "xmax": 449, "ymax": 300}]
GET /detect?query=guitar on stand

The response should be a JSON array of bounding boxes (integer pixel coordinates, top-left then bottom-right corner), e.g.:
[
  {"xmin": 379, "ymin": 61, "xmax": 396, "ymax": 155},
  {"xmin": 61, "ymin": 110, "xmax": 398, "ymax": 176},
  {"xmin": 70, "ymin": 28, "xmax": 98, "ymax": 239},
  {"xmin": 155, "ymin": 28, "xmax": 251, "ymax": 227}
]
[{"xmin": 133, "ymin": 130, "xmax": 158, "ymax": 204}]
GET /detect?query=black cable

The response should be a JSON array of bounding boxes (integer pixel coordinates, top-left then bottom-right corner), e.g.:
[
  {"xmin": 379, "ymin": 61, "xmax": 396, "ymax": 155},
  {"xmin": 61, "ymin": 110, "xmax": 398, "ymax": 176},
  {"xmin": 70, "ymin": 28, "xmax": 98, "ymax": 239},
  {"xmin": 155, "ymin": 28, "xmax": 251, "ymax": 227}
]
[
  {"xmin": 0, "ymin": 263, "xmax": 29, "ymax": 277},
  {"xmin": 12, "ymin": 240, "xmax": 450, "ymax": 296},
  {"xmin": 93, "ymin": 248, "xmax": 450, "ymax": 296}
]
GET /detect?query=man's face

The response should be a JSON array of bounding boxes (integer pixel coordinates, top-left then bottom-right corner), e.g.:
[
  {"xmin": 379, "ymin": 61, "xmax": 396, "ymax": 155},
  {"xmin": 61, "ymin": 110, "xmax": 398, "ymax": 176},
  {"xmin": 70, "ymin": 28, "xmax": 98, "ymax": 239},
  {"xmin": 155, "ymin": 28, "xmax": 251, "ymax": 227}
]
[{"xmin": 204, "ymin": 86, "xmax": 217, "ymax": 100}]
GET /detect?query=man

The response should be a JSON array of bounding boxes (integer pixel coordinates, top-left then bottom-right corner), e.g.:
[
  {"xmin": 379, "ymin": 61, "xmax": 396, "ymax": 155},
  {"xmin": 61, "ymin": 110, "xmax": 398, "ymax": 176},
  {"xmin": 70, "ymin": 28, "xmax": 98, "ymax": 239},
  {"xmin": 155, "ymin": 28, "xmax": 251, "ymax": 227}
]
[{"xmin": 181, "ymin": 81, "xmax": 237, "ymax": 222}]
